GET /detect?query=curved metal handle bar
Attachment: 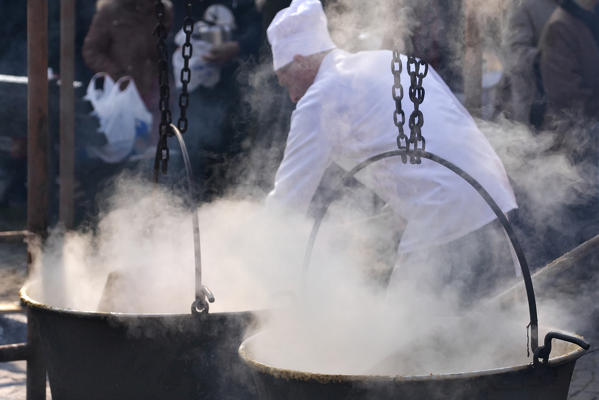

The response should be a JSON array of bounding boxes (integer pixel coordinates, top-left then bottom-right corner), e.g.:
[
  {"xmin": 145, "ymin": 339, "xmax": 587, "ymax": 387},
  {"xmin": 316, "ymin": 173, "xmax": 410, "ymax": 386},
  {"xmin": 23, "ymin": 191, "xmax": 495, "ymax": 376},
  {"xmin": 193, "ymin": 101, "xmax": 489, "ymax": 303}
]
[
  {"xmin": 302, "ymin": 149, "xmax": 539, "ymax": 353},
  {"xmin": 533, "ymin": 331, "xmax": 590, "ymax": 367},
  {"xmin": 170, "ymin": 124, "xmax": 214, "ymax": 314}
]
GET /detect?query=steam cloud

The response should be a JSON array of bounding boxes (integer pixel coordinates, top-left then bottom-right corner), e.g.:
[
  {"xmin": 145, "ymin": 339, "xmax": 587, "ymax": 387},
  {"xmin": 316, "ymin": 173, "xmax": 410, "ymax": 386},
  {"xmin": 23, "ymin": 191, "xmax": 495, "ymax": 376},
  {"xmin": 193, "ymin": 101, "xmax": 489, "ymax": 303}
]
[
  {"xmin": 25, "ymin": 170, "xmax": 588, "ymax": 377},
  {"xmin": 24, "ymin": 0, "xmax": 597, "ymax": 382}
]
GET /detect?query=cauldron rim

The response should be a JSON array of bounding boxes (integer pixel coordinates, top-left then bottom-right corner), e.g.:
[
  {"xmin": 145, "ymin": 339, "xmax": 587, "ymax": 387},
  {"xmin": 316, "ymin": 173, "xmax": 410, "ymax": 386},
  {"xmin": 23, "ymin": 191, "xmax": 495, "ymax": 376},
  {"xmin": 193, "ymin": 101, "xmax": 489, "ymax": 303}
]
[
  {"xmin": 19, "ymin": 284, "xmax": 258, "ymax": 320},
  {"xmin": 238, "ymin": 329, "xmax": 588, "ymax": 384}
]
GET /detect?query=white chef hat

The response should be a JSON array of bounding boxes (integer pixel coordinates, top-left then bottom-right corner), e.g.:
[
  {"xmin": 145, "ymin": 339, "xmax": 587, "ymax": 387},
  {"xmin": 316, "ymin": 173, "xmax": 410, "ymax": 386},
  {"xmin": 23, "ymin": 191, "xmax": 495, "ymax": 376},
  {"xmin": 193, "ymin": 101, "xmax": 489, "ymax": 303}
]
[{"xmin": 267, "ymin": 0, "xmax": 336, "ymax": 71}]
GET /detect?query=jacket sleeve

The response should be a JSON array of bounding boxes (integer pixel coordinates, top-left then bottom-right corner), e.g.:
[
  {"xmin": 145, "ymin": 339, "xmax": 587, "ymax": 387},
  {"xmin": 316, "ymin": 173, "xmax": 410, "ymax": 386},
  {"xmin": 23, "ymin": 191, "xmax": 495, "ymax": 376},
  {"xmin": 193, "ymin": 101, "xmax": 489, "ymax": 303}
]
[
  {"xmin": 540, "ymin": 21, "xmax": 593, "ymax": 114},
  {"xmin": 265, "ymin": 95, "xmax": 336, "ymax": 215},
  {"xmin": 82, "ymin": 7, "xmax": 122, "ymax": 79},
  {"xmin": 504, "ymin": 4, "xmax": 537, "ymax": 121}
]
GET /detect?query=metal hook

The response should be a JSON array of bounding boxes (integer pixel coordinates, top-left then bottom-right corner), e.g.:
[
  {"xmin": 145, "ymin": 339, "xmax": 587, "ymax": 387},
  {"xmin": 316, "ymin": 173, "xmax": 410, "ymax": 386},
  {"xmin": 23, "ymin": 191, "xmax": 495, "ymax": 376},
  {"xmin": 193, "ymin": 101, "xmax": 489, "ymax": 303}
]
[
  {"xmin": 533, "ymin": 331, "xmax": 590, "ymax": 367},
  {"xmin": 191, "ymin": 286, "xmax": 215, "ymax": 315}
]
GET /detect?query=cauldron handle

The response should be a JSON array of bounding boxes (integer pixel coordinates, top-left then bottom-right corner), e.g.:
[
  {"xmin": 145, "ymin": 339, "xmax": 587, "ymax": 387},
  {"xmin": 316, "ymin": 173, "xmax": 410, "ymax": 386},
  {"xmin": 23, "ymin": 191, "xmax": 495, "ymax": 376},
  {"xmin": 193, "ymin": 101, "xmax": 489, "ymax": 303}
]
[
  {"xmin": 302, "ymin": 149, "xmax": 540, "ymax": 354},
  {"xmin": 169, "ymin": 124, "xmax": 215, "ymax": 314},
  {"xmin": 533, "ymin": 331, "xmax": 590, "ymax": 367}
]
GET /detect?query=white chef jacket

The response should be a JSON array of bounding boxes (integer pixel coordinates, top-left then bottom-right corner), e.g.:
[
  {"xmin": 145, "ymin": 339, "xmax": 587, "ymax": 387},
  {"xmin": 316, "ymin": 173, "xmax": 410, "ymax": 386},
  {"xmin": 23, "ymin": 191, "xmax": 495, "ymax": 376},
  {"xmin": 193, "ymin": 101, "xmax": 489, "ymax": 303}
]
[{"xmin": 266, "ymin": 49, "xmax": 517, "ymax": 253}]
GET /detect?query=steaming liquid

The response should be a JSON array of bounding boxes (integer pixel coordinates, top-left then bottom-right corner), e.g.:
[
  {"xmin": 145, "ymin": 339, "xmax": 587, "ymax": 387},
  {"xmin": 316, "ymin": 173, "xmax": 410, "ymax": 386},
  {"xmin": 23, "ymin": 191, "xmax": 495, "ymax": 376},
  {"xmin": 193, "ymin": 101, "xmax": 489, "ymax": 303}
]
[{"xmin": 248, "ymin": 314, "xmax": 534, "ymax": 376}]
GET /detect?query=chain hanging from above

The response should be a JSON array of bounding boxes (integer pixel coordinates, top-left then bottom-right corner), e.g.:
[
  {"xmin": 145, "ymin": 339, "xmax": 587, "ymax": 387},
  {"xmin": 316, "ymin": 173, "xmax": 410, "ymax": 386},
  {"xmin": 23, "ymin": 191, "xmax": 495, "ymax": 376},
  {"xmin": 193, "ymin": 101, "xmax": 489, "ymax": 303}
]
[
  {"xmin": 153, "ymin": 0, "xmax": 196, "ymax": 181},
  {"xmin": 153, "ymin": 0, "xmax": 214, "ymax": 314},
  {"xmin": 407, "ymin": 56, "xmax": 428, "ymax": 164},
  {"xmin": 153, "ymin": 0, "xmax": 172, "ymax": 180},
  {"xmin": 391, "ymin": 50, "xmax": 407, "ymax": 164},
  {"xmin": 177, "ymin": 0, "xmax": 194, "ymax": 134},
  {"xmin": 391, "ymin": 51, "xmax": 429, "ymax": 165}
]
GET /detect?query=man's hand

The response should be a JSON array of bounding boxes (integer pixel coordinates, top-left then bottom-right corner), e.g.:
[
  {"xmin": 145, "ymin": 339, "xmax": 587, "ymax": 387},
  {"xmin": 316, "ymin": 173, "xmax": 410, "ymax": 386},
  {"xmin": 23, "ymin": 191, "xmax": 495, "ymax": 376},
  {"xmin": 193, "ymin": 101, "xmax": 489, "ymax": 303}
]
[{"xmin": 203, "ymin": 41, "xmax": 240, "ymax": 66}]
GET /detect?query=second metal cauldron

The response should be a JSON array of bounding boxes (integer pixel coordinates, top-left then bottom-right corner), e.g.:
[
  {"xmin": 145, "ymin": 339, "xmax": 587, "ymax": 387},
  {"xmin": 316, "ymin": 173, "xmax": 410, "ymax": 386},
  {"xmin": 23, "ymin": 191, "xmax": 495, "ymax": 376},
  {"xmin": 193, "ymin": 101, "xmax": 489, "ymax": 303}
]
[
  {"xmin": 239, "ymin": 330, "xmax": 587, "ymax": 400},
  {"xmin": 21, "ymin": 285, "xmax": 258, "ymax": 400}
]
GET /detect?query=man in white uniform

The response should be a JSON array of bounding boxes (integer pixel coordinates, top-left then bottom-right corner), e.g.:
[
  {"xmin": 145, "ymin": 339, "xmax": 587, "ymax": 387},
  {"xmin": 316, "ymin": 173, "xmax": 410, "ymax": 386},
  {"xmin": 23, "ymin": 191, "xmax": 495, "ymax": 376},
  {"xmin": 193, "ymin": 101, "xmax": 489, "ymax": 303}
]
[{"xmin": 266, "ymin": 0, "xmax": 518, "ymax": 304}]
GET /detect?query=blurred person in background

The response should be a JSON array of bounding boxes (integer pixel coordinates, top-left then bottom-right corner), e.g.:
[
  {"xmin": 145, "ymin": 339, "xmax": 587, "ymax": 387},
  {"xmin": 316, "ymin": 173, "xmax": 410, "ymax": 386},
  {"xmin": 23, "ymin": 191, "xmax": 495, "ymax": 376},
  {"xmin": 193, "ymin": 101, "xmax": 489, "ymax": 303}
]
[
  {"xmin": 77, "ymin": 0, "xmax": 172, "ymax": 224},
  {"xmin": 539, "ymin": 0, "xmax": 599, "ymax": 134},
  {"xmin": 83, "ymin": 0, "xmax": 173, "ymax": 150},
  {"xmin": 537, "ymin": 0, "xmax": 599, "ymax": 253},
  {"xmin": 381, "ymin": 0, "xmax": 463, "ymax": 94},
  {"xmin": 170, "ymin": 0, "xmax": 262, "ymax": 200},
  {"xmin": 502, "ymin": 0, "xmax": 557, "ymax": 125},
  {"xmin": 494, "ymin": 0, "xmax": 557, "ymax": 267}
]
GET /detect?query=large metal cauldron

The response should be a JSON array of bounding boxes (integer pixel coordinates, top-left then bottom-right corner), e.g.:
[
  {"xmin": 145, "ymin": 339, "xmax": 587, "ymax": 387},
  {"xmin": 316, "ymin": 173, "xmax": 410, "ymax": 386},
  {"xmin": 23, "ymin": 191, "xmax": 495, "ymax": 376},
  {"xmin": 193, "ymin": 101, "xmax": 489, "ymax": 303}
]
[
  {"xmin": 235, "ymin": 145, "xmax": 590, "ymax": 399},
  {"xmin": 21, "ymin": 286, "xmax": 258, "ymax": 400},
  {"xmin": 239, "ymin": 331, "xmax": 587, "ymax": 400}
]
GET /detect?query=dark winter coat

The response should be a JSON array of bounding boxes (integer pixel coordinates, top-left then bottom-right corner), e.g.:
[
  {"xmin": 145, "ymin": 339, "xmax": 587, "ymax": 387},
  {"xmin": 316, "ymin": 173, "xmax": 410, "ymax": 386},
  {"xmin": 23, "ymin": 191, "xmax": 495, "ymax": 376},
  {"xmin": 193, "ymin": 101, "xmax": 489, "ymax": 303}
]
[
  {"xmin": 503, "ymin": 0, "xmax": 557, "ymax": 123},
  {"xmin": 82, "ymin": 0, "xmax": 173, "ymax": 108},
  {"xmin": 539, "ymin": 6, "xmax": 599, "ymax": 127}
]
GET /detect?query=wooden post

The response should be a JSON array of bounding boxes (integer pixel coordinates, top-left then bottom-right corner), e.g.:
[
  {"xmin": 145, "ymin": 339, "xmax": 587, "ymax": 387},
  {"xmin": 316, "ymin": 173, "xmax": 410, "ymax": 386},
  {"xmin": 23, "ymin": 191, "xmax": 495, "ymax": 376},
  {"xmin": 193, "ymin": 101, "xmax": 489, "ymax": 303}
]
[
  {"xmin": 27, "ymin": 0, "xmax": 49, "ymax": 236},
  {"xmin": 59, "ymin": 0, "xmax": 75, "ymax": 228},
  {"xmin": 463, "ymin": 0, "xmax": 482, "ymax": 116},
  {"xmin": 27, "ymin": 0, "xmax": 49, "ymax": 398}
]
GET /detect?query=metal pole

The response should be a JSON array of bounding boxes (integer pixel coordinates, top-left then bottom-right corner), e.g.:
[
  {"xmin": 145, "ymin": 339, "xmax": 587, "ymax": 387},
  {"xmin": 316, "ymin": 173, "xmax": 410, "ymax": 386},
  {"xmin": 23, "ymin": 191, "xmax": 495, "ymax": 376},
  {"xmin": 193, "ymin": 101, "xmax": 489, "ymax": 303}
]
[
  {"xmin": 27, "ymin": 0, "xmax": 49, "ymax": 398},
  {"xmin": 0, "ymin": 230, "xmax": 31, "ymax": 243},
  {"xmin": 26, "ymin": 308, "xmax": 46, "ymax": 400},
  {"xmin": 494, "ymin": 233, "xmax": 599, "ymax": 306},
  {"xmin": 59, "ymin": 0, "xmax": 75, "ymax": 228},
  {"xmin": 0, "ymin": 343, "xmax": 29, "ymax": 362},
  {"xmin": 463, "ymin": 0, "xmax": 482, "ymax": 116}
]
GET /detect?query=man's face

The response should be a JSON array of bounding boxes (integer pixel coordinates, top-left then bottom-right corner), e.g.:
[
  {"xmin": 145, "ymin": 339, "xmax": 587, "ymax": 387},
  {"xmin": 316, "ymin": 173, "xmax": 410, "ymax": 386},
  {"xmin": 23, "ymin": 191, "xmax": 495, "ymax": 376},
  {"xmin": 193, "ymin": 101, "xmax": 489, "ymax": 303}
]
[{"xmin": 276, "ymin": 55, "xmax": 315, "ymax": 103}]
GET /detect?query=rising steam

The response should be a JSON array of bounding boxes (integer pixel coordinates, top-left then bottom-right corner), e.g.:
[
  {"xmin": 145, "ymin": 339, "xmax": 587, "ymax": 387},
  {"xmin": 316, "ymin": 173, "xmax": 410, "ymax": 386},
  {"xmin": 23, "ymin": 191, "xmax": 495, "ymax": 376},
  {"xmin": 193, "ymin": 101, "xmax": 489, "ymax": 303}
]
[{"xmin": 24, "ymin": 0, "xmax": 597, "ymax": 381}]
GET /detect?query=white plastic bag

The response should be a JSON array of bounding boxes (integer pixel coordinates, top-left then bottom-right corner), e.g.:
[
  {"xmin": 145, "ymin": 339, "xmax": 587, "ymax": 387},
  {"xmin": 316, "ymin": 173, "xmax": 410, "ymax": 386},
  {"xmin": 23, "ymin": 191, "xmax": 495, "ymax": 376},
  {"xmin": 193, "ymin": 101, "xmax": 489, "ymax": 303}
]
[
  {"xmin": 84, "ymin": 72, "xmax": 115, "ymax": 134},
  {"xmin": 84, "ymin": 74, "xmax": 153, "ymax": 163}
]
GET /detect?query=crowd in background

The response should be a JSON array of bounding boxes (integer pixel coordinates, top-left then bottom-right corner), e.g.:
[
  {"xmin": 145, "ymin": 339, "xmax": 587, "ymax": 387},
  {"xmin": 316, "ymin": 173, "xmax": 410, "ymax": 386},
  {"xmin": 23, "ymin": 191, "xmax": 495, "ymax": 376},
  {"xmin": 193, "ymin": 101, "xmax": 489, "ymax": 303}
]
[
  {"xmin": 0, "ymin": 0, "xmax": 597, "ymax": 265},
  {"xmin": 502, "ymin": 0, "xmax": 599, "ymax": 265}
]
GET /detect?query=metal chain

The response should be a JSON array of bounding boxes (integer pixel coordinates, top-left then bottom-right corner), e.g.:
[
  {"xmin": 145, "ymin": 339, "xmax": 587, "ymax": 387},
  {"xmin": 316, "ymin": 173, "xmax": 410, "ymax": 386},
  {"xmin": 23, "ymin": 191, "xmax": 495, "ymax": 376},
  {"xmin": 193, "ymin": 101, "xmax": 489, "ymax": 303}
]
[
  {"xmin": 153, "ymin": 0, "xmax": 196, "ymax": 180},
  {"xmin": 391, "ymin": 50, "xmax": 408, "ymax": 164},
  {"xmin": 406, "ymin": 56, "xmax": 428, "ymax": 164},
  {"xmin": 153, "ymin": 0, "xmax": 172, "ymax": 180},
  {"xmin": 177, "ymin": 0, "xmax": 194, "ymax": 134}
]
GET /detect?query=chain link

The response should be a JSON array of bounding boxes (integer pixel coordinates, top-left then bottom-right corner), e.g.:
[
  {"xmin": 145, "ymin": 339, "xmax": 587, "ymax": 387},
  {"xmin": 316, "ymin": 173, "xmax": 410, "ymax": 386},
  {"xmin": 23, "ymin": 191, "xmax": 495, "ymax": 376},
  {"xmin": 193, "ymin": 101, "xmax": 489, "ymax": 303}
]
[
  {"xmin": 391, "ymin": 50, "xmax": 408, "ymax": 163},
  {"xmin": 177, "ymin": 0, "xmax": 194, "ymax": 133},
  {"xmin": 392, "ymin": 52, "xmax": 429, "ymax": 164},
  {"xmin": 406, "ymin": 56, "xmax": 428, "ymax": 164},
  {"xmin": 153, "ymin": 0, "xmax": 197, "ymax": 179},
  {"xmin": 153, "ymin": 0, "xmax": 172, "ymax": 179}
]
